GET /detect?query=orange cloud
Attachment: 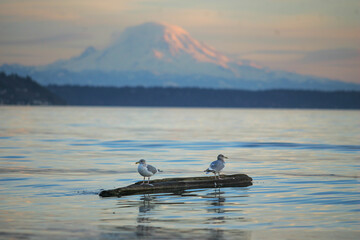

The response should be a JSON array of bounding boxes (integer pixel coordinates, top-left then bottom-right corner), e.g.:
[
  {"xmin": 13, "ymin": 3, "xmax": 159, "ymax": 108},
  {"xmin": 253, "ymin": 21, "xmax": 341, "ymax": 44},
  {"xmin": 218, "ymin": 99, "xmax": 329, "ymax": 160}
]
[{"xmin": 0, "ymin": 0, "xmax": 130, "ymax": 21}]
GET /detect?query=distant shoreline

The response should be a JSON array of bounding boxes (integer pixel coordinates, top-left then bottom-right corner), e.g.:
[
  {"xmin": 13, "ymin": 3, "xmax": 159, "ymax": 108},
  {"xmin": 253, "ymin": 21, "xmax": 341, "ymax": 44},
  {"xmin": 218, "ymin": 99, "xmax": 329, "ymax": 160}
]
[
  {"xmin": 2, "ymin": 72, "xmax": 359, "ymax": 109},
  {"xmin": 48, "ymin": 85, "xmax": 360, "ymax": 109}
]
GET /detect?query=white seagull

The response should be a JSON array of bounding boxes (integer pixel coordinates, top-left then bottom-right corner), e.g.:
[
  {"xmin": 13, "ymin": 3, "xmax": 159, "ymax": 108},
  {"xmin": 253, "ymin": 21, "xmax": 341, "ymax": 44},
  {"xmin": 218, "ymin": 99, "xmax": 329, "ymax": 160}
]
[
  {"xmin": 204, "ymin": 154, "xmax": 228, "ymax": 179},
  {"xmin": 135, "ymin": 159, "xmax": 161, "ymax": 185}
]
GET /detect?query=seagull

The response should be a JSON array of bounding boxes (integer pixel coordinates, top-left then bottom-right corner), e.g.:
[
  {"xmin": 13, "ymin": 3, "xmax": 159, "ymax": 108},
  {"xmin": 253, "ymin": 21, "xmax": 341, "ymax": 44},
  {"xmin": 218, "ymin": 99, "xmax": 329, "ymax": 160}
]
[
  {"xmin": 135, "ymin": 159, "xmax": 161, "ymax": 185},
  {"xmin": 204, "ymin": 154, "xmax": 228, "ymax": 179}
]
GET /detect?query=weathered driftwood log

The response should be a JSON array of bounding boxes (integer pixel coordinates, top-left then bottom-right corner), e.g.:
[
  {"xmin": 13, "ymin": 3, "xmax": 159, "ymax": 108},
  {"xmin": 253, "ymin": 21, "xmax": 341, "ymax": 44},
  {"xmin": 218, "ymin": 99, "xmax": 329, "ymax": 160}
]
[{"xmin": 99, "ymin": 173, "xmax": 252, "ymax": 197}]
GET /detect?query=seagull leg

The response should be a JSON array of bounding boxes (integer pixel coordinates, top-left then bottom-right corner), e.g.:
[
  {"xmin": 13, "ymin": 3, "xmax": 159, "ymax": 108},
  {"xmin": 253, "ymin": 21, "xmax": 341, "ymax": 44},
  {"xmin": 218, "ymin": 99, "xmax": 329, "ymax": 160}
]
[
  {"xmin": 218, "ymin": 173, "xmax": 221, "ymax": 179},
  {"xmin": 148, "ymin": 177, "xmax": 153, "ymax": 186},
  {"xmin": 141, "ymin": 177, "xmax": 145, "ymax": 185}
]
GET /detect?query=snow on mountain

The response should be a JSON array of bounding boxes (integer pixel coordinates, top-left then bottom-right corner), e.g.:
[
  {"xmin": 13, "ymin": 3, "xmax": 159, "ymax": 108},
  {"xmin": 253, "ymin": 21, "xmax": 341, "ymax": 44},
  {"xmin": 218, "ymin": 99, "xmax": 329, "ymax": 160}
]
[
  {"xmin": 45, "ymin": 22, "xmax": 237, "ymax": 78},
  {"xmin": 1, "ymin": 22, "xmax": 360, "ymax": 90}
]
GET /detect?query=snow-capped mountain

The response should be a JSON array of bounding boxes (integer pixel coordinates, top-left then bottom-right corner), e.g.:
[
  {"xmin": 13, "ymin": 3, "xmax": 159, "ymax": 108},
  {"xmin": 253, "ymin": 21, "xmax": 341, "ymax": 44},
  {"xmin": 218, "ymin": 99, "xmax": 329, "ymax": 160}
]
[
  {"xmin": 47, "ymin": 22, "xmax": 235, "ymax": 77},
  {"xmin": 1, "ymin": 22, "xmax": 359, "ymax": 90}
]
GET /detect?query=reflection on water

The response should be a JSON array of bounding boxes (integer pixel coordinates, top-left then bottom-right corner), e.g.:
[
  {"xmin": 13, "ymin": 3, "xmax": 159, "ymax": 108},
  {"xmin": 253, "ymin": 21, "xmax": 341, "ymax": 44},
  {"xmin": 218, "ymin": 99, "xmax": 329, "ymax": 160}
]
[
  {"xmin": 138, "ymin": 194, "xmax": 156, "ymax": 214},
  {"xmin": 136, "ymin": 195, "xmax": 158, "ymax": 238},
  {"xmin": 207, "ymin": 188, "xmax": 226, "ymax": 214},
  {"xmin": 105, "ymin": 189, "xmax": 251, "ymax": 240},
  {"xmin": 0, "ymin": 106, "xmax": 359, "ymax": 239},
  {"xmin": 100, "ymin": 225, "xmax": 251, "ymax": 240}
]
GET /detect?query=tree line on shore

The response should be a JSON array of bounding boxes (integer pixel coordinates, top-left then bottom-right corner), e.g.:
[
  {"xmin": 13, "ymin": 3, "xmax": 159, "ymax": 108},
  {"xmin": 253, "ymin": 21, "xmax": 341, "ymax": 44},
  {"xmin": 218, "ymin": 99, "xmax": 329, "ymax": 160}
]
[
  {"xmin": 49, "ymin": 84, "xmax": 360, "ymax": 109},
  {"xmin": 1, "ymin": 72, "xmax": 360, "ymax": 109}
]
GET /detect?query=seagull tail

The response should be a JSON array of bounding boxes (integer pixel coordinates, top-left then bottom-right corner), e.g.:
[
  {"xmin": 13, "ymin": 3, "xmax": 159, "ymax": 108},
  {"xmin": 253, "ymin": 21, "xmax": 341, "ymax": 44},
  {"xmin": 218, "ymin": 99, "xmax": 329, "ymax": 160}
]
[
  {"xmin": 157, "ymin": 169, "xmax": 163, "ymax": 173},
  {"xmin": 204, "ymin": 168, "xmax": 215, "ymax": 174}
]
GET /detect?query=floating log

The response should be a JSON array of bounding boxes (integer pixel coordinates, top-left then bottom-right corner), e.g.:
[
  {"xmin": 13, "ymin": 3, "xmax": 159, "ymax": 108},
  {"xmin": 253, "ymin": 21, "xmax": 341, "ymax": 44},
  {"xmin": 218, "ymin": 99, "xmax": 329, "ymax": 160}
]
[{"xmin": 99, "ymin": 173, "xmax": 252, "ymax": 197}]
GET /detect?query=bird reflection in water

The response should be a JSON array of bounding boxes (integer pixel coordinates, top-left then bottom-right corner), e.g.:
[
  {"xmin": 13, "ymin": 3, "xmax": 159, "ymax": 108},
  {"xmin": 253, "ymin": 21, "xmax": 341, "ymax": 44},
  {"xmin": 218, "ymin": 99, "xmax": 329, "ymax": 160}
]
[
  {"xmin": 207, "ymin": 187, "xmax": 226, "ymax": 214},
  {"xmin": 138, "ymin": 194, "xmax": 156, "ymax": 215},
  {"xmin": 136, "ymin": 194, "xmax": 157, "ymax": 238},
  {"xmin": 131, "ymin": 190, "xmax": 249, "ymax": 240},
  {"xmin": 203, "ymin": 187, "xmax": 226, "ymax": 232}
]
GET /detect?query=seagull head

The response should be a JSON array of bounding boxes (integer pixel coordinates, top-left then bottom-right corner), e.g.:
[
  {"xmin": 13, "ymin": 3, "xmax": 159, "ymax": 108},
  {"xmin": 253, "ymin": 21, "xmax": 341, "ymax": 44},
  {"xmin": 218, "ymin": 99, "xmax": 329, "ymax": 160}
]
[
  {"xmin": 135, "ymin": 159, "xmax": 146, "ymax": 165},
  {"xmin": 217, "ymin": 154, "xmax": 228, "ymax": 161}
]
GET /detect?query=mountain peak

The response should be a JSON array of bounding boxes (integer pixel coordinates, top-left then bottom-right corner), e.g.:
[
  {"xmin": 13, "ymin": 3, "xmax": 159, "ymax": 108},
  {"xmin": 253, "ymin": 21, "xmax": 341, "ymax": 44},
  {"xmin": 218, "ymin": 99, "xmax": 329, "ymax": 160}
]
[
  {"xmin": 111, "ymin": 22, "xmax": 189, "ymax": 47},
  {"xmin": 55, "ymin": 22, "xmax": 234, "ymax": 76},
  {"xmin": 123, "ymin": 22, "xmax": 189, "ymax": 36},
  {"xmin": 118, "ymin": 22, "xmax": 230, "ymax": 68}
]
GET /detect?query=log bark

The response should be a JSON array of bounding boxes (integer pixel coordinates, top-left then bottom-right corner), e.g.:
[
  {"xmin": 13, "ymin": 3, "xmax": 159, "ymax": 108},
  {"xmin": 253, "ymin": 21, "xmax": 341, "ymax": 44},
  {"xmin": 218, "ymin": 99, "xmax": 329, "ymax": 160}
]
[{"xmin": 99, "ymin": 173, "xmax": 252, "ymax": 197}]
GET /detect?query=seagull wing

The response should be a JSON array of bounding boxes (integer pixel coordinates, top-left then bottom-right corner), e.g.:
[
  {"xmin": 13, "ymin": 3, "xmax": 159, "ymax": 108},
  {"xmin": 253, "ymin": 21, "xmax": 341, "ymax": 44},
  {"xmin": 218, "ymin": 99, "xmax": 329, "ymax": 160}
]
[
  {"xmin": 146, "ymin": 164, "xmax": 158, "ymax": 174},
  {"xmin": 209, "ymin": 160, "xmax": 224, "ymax": 172}
]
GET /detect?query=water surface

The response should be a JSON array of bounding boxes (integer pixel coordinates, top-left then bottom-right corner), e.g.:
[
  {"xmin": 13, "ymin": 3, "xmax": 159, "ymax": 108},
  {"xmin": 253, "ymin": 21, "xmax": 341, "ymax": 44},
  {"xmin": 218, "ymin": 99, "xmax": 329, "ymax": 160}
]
[{"xmin": 0, "ymin": 106, "xmax": 359, "ymax": 239}]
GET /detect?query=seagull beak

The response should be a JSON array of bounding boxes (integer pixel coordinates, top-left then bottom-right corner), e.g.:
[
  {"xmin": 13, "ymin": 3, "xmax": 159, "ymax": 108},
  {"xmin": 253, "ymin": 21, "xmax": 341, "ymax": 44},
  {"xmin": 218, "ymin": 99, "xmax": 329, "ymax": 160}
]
[
  {"xmin": 224, "ymin": 156, "xmax": 228, "ymax": 159},
  {"xmin": 135, "ymin": 161, "xmax": 139, "ymax": 164}
]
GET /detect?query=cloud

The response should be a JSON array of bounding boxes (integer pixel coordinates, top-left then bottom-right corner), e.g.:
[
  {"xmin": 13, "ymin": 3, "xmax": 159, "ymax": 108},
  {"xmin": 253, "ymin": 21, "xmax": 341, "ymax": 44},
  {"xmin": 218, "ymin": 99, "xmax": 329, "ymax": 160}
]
[
  {"xmin": 240, "ymin": 50, "xmax": 304, "ymax": 56},
  {"xmin": 0, "ymin": 1, "xmax": 78, "ymax": 21},
  {"xmin": 300, "ymin": 48, "xmax": 360, "ymax": 63},
  {"xmin": 0, "ymin": 33, "xmax": 91, "ymax": 46},
  {"xmin": 236, "ymin": 47, "xmax": 360, "ymax": 83},
  {"xmin": 238, "ymin": 48, "xmax": 360, "ymax": 65},
  {"xmin": 0, "ymin": 0, "xmax": 130, "ymax": 21}
]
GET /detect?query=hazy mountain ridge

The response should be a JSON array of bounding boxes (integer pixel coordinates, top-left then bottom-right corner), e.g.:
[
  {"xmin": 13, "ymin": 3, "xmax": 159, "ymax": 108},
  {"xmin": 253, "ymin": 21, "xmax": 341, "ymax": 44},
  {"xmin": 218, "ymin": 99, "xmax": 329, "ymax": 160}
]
[{"xmin": 1, "ymin": 22, "xmax": 359, "ymax": 90}]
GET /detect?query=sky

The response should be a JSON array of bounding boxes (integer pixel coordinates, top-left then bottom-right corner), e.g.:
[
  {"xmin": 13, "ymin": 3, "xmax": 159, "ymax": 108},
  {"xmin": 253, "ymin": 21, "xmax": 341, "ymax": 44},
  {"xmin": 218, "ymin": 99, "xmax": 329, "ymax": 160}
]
[{"xmin": 0, "ymin": 0, "xmax": 359, "ymax": 83}]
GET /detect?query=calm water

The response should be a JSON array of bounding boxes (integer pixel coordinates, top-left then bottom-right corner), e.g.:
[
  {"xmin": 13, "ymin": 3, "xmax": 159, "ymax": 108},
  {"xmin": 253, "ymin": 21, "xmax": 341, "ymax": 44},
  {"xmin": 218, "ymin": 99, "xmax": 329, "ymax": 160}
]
[{"xmin": 0, "ymin": 106, "xmax": 359, "ymax": 239}]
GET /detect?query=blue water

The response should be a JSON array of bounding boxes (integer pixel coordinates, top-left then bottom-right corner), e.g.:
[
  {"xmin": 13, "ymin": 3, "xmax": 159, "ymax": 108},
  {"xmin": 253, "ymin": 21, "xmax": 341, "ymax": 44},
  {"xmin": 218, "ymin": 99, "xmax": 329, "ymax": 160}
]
[{"xmin": 0, "ymin": 106, "xmax": 359, "ymax": 239}]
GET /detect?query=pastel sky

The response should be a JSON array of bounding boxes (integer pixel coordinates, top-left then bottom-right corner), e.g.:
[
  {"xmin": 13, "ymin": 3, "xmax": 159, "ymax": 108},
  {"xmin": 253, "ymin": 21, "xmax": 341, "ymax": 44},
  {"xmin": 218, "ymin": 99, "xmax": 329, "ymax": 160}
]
[{"xmin": 0, "ymin": 0, "xmax": 359, "ymax": 83}]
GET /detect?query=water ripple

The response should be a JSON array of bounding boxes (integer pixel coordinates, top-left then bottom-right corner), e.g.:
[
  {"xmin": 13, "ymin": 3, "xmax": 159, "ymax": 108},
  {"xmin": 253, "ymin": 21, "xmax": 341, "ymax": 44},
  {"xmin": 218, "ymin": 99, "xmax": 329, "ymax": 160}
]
[
  {"xmin": 70, "ymin": 139, "xmax": 360, "ymax": 153},
  {"xmin": 0, "ymin": 167, "xmax": 129, "ymax": 175}
]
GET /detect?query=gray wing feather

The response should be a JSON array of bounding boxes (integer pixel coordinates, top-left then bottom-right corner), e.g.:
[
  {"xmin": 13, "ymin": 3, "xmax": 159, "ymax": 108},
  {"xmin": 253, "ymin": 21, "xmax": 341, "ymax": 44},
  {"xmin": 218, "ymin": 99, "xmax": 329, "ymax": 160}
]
[
  {"xmin": 209, "ymin": 160, "xmax": 224, "ymax": 172},
  {"xmin": 146, "ymin": 164, "xmax": 158, "ymax": 174}
]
